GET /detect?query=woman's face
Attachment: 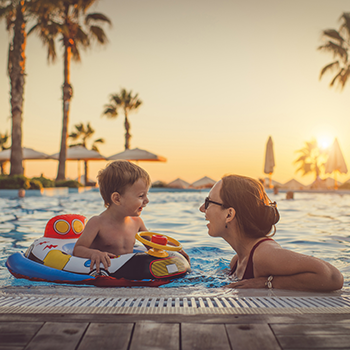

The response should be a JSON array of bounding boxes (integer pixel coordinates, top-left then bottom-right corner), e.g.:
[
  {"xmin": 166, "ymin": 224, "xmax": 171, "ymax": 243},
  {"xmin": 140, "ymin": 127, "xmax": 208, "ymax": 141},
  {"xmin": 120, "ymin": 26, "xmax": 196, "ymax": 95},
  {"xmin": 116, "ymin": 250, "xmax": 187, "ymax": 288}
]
[{"xmin": 199, "ymin": 180, "xmax": 227, "ymax": 237}]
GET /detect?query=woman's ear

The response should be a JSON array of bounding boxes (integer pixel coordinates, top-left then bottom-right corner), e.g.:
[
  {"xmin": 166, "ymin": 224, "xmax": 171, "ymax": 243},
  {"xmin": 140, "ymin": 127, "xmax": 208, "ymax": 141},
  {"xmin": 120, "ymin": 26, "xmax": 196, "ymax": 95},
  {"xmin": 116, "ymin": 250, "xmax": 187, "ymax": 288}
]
[
  {"xmin": 226, "ymin": 208, "xmax": 236, "ymax": 224},
  {"xmin": 111, "ymin": 192, "xmax": 121, "ymax": 205}
]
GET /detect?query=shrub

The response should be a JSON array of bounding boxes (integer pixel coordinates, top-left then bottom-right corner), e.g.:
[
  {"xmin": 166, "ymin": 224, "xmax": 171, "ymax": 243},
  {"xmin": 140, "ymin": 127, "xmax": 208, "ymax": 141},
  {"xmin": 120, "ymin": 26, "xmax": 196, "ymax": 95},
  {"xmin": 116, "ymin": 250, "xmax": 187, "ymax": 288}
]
[
  {"xmin": 29, "ymin": 179, "xmax": 43, "ymax": 190},
  {"xmin": 31, "ymin": 176, "xmax": 55, "ymax": 188},
  {"xmin": 55, "ymin": 180, "xmax": 82, "ymax": 188},
  {"xmin": 0, "ymin": 175, "xmax": 30, "ymax": 189}
]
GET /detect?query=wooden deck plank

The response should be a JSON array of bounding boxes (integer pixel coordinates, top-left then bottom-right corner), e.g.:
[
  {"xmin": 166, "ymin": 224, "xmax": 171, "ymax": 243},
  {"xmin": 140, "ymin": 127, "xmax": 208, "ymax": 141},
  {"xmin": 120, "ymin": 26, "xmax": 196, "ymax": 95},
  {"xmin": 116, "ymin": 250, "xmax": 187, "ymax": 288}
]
[
  {"xmin": 0, "ymin": 322, "xmax": 42, "ymax": 348},
  {"xmin": 181, "ymin": 323, "xmax": 231, "ymax": 350},
  {"xmin": 225, "ymin": 324, "xmax": 281, "ymax": 350},
  {"xmin": 271, "ymin": 323, "xmax": 350, "ymax": 335},
  {"xmin": 77, "ymin": 323, "xmax": 134, "ymax": 350},
  {"xmin": 129, "ymin": 323, "xmax": 179, "ymax": 350},
  {"xmin": 276, "ymin": 335, "xmax": 350, "ymax": 349},
  {"xmin": 25, "ymin": 322, "xmax": 88, "ymax": 350}
]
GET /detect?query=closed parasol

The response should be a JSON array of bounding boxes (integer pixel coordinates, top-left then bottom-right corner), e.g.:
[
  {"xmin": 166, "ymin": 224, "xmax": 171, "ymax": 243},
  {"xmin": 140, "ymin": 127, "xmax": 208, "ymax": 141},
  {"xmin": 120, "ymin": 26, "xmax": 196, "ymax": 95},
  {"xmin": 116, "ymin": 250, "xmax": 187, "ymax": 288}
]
[
  {"xmin": 325, "ymin": 138, "xmax": 348, "ymax": 189},
  {"xmin": 108, "ymin": 148, "xmax": 167, "ymax": 162},
  {"xmin": 264, "ymin": 136, "xmax": 275, "ymax": 188}
]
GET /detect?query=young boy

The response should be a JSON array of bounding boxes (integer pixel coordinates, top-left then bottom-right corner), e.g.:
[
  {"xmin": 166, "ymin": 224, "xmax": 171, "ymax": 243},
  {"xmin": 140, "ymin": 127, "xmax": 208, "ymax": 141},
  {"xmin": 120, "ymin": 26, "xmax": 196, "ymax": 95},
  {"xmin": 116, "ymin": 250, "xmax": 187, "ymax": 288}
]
[{"xmin": 73, "ymin": 160, "xmax": 151, "ymax": 274}]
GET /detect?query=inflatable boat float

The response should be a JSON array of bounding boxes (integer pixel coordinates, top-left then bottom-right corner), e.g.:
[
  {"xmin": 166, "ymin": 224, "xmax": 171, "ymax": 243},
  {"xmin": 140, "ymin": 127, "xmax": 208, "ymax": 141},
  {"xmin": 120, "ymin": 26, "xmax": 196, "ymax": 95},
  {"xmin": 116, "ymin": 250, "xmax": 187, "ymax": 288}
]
[{"xmin": 6, "ymin": 214, "xmax": 191, "ymax": 287}]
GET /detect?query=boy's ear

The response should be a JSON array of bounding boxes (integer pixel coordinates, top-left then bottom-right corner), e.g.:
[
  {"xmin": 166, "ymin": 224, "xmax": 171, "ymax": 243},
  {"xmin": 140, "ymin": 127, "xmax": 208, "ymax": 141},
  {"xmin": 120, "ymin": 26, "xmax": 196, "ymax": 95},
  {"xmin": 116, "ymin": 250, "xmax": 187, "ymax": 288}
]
[{"xmin": 110, "ymin": 192, "xmax": 121, "ymax": 205}]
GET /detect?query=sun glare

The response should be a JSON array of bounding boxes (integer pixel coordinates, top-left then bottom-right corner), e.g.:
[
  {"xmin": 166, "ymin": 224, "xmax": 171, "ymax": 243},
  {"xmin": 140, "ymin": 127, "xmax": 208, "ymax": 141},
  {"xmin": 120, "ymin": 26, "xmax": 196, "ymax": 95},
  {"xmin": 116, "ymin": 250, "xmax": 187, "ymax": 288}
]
[{"xmin": 317, "ymin": 134, "xmax": 333, "ymax": 150}]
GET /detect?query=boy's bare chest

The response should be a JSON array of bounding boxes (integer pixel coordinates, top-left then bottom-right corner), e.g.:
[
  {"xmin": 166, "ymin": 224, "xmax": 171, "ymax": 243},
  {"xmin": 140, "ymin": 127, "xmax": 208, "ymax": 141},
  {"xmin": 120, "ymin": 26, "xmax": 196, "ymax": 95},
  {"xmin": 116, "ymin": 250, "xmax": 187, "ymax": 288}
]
[{"xmin": 92, "ymin": 220, "xmax": 137, "ymax": 253}]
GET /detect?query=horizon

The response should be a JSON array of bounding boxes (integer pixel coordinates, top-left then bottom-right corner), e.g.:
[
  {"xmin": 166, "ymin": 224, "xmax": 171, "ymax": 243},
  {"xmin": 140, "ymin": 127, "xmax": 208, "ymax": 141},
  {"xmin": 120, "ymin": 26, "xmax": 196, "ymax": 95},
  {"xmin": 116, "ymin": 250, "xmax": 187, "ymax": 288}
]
[{"xmin": 1, "ymin": 0, "xmax": 350, "ymax": 186}]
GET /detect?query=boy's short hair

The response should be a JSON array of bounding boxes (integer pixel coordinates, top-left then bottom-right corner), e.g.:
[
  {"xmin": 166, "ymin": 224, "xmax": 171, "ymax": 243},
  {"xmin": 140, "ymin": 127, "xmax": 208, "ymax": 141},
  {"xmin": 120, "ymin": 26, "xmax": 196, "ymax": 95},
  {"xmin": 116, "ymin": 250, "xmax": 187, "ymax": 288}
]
[{"xmin": 98, "ymin": 160, "xmax": 151, "ymax": 207}]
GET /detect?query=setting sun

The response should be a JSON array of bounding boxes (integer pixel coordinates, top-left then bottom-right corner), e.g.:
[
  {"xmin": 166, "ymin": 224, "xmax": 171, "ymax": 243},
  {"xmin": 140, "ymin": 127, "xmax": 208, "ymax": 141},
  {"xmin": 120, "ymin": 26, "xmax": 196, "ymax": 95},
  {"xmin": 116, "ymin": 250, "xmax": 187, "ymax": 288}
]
[{"xmin": 317, "ymin": 134, "xmax": 333, "ymax": 150}]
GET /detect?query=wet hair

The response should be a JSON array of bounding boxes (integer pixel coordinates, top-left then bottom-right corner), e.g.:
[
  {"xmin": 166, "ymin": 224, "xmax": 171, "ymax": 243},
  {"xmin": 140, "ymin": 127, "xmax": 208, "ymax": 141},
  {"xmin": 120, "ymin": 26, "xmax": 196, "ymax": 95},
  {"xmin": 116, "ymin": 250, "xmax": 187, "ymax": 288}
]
[
  {"xmin": 97, "ymin": 160, "xmax": 151, "ymax": 207},
  {"xmin": 220, "ymin": 174, "xmax": 280, "ymax": 238}
]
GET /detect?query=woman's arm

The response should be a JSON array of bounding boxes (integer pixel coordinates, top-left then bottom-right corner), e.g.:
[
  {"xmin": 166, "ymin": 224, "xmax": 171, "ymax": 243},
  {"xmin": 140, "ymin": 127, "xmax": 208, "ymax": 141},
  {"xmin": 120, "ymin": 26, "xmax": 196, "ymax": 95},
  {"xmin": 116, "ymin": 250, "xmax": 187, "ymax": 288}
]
[{"xmin": 227, "ymin": 245, "xmax": 343, "ymax": 292}]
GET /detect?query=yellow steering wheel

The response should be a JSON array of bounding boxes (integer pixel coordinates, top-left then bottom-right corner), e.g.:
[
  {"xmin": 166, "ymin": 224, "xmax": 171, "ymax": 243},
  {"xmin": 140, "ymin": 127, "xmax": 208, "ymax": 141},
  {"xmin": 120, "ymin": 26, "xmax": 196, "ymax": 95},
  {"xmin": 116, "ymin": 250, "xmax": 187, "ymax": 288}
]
[{"xmin": 136, "ymin": 231, "xmax": 182, "ymax": 257}]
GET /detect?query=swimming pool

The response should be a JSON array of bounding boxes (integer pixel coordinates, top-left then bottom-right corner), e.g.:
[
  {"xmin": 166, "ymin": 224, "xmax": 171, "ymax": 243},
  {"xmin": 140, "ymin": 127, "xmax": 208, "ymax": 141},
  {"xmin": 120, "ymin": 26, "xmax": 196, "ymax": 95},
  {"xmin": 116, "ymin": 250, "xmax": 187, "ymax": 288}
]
[{"xmin": 0, "ymin": 188, "xmax": 349, "ymax": 292}]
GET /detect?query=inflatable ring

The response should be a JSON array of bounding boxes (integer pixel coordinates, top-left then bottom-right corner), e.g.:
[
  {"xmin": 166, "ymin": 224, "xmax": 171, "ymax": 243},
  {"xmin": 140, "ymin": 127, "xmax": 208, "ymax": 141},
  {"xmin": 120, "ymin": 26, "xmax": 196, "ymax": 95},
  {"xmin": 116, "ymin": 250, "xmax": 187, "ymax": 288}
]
[{"xmin": 6, "ymin": 214, "xmax": 191, "ymax": 287}]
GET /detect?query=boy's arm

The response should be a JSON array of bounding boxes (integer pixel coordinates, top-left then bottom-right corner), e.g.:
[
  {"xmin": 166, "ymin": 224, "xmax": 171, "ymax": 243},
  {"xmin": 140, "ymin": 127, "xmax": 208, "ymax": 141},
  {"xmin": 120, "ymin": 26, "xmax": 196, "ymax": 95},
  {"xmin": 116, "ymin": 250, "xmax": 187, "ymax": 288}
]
[{"xmin": 73, "ymin": 216, "xmax": 116, "ymax": 273}]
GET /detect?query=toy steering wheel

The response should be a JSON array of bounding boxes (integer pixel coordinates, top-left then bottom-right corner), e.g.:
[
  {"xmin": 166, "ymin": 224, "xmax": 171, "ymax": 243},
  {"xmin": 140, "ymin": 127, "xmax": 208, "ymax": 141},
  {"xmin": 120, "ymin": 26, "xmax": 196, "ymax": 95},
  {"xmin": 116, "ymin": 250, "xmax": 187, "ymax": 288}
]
[{"xmin": 136, "ymin": 232, "xmax": 182, "ymax": 256}]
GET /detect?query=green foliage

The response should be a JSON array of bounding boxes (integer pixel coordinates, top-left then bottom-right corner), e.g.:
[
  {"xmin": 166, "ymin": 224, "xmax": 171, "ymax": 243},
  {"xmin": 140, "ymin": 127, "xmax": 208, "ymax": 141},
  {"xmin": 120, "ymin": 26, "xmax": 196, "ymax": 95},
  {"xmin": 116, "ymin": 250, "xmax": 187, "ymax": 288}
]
[
  {"xmin": 29, "ymin": 179, "xmax": 43, "ymax": 190},
  {"xmin": 152, "ymin": 181, "xmax": 167, "ymax": 188},
  {"xmin": 0, "ymin": 175, "xmax": 30, "ymax": 189},
  {"xmin": 318, "ymin": 13, "xmax": 350, "ymax": 90},
  {"xmin": 294, "ymin": 139, "xmax": 327, "ymax": 179},
  {"xmin": 55, "ymin": 180, "xmax": 83, "ymax": 188},
  {"xmin": 32, "ymin": 176, "xmax": 55, "ymax": 188}
]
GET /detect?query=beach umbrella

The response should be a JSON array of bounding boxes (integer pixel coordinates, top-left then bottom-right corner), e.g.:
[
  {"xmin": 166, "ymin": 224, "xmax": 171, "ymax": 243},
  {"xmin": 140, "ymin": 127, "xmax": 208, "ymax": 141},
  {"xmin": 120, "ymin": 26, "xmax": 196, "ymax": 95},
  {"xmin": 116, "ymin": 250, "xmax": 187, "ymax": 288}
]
[
  {"xmin": 325, "ymin": 138, "xmax": 348, "ymax": 189},
  {"xmin": 191, "ymin": 176, "xmax": 216, "ymax": 189},
  {"xmin": 281, "ymin": 179, "xmax": 306, "ymax": 191},
  {"xmin": 264, "ymin": 136, "xmax": 275, "ymax": 188},
  {"xmin": 0, "ymin": 147, "xmax": 52, "ymax": 161},
  {"xmin": 167, "ymin": 178, "xmax": 190, "ymax": 189},
  {"xmin": 51, "ymin": 146, "xmax": 107, "ymax": 184},
  {"xmin": 107, "ymin": 147, "xmax": 167, "ymax": 162}
]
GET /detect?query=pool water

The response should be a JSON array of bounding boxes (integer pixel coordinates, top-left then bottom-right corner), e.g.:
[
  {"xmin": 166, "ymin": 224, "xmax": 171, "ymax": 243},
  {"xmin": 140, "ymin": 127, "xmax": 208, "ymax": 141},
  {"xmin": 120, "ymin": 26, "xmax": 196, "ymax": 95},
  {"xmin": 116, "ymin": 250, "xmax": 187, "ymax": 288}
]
[{"xmin": 1, "ymin": 189, "xmax": 349, "ymax": 292}]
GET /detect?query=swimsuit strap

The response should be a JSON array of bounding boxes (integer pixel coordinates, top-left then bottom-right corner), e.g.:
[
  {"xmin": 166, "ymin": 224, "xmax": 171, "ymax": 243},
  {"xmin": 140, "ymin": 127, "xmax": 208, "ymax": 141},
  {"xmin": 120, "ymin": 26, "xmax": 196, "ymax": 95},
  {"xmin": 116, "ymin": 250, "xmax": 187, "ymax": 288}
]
[{"xmin": 229, "ymin": 237, "xmax": 274, "ymax": 279}]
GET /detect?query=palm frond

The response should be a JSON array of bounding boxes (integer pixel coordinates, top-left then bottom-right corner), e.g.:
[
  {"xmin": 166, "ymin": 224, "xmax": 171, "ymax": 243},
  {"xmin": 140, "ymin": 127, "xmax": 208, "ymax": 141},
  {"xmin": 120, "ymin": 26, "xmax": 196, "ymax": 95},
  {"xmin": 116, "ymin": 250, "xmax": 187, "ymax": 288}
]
[
  {"xmin": 75, "ymin": 26, "xmax": 89, "ymax": 46},
  {"xmin": 321, "ymin": 29, "xmax": 344, "ymax": 44},
  {"xmin": 318, "ymin": 41, "xmax": 348, "ymax": 61},
  {"xmin": 340, "ymin": 12, "xmax": 350, "ymax": 39},
  {"xmin": 85, "ymin": 12, "xmax": 111, "ymax": 25},
  {"xmin": 330, "ymin": 69, "xmax": 344, "ymax": 87},
  {"xmin": 69, "ymin": 142, "xmax": 83, "ymax": 147},
  {"xmin": 89, "ymin": 25, "xmax": 108, "ymax": 44},
  {"xmin": 340, "ymin": 66, "xmax": 350, "ymax": 89},
  {"xmin": 319, "ymin": 61, "xmax": 340, "ymax": 79},
  {"xmin": 103, "ymin": 105, "xmax": 118, "ymax": 118}
]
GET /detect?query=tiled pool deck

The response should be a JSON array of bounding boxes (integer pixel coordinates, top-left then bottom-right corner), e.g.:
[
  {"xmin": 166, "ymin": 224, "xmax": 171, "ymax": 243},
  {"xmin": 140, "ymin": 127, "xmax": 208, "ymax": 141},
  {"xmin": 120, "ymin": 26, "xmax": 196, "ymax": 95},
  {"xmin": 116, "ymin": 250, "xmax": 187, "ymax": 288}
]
[{"xmin": 1, "ymin": 286, "xmax": 350, "ymax": 349}]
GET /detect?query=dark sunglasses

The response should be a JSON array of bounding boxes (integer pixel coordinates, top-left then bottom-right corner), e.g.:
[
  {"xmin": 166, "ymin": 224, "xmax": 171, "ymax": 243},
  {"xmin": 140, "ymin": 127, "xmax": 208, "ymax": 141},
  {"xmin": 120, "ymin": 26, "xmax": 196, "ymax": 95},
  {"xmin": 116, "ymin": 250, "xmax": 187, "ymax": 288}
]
[{"xmin": 204, "ymin": 197, "xmax": 224, "ymax": 210}]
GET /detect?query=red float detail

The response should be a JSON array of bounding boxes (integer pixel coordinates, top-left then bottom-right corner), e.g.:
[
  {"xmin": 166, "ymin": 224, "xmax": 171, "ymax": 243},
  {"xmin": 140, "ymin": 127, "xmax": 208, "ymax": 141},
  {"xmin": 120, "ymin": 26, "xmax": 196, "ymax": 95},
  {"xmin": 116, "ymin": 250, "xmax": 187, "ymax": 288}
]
[
  {"xmin": 43, "ymin": 244, "xmax": 58, "ymax": 250},
  {"xmin": 151, "ymin": 235, "xmax": 168, "ymax": 245}
]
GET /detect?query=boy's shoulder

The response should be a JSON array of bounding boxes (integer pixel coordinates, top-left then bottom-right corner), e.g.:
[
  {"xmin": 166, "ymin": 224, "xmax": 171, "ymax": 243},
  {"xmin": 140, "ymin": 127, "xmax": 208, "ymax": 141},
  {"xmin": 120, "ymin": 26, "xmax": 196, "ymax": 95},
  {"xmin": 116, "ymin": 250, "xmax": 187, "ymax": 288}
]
[{"xmin": 85, "ymin": 215, "xmax": 103, "ymax": 226}]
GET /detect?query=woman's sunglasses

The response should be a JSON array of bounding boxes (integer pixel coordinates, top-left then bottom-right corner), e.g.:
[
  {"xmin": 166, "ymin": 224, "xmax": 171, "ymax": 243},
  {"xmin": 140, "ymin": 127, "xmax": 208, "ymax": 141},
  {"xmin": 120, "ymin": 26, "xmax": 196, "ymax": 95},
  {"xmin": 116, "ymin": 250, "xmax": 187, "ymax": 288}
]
[{"xmin": 204, "ymin": 197, "xmax": 223, "ymax": 210}]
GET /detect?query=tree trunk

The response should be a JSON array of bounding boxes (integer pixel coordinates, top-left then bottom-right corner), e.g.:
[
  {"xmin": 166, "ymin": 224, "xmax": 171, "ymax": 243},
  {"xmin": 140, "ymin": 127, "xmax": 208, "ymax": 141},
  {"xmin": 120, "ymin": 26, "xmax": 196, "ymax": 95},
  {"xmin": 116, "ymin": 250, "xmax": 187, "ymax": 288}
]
[
  {"xmin": 84, "ymin": 160, "xmax": 88, "ymax": 185},
  {"xmin": 56, "ymin": 44, "xmax": 72, "ymax": 181},
  {"xmin": 124, "ymin": 109, "xmax": 131, "ymax": 150},
  {"xmin": 9, "ymin": 1, "xmax": 26, "ymax": 176}
]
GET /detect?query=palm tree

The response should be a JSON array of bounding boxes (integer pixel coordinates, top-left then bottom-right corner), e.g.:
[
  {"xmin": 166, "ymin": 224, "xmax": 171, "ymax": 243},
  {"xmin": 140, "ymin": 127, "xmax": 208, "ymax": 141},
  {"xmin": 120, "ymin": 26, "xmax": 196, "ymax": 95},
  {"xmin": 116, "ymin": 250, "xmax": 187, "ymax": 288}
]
[
  {"xmin": 103, "ymin": 88, "xmax": 142, "ymax": 150},
  {"xmin": 0, "ymin": 0, "xmax": 28, "ymax": 175},
  {"xmin": 69, "ymin": 122, "xmax": 104, "ymax": 185},
  {"xmin": 29, "ymin": 0, "xmax": 111, "ymax": 181},
  {"xmin": 0, "ymin": 131, "xmax": 10, "ymax": 174},
  {"xmin": 294, "ymin": 139, "xmax": 327, "ymax": 180},
  {"xmin": 318, "ymin": 12, "xmax": 350, "ymax": 89}
]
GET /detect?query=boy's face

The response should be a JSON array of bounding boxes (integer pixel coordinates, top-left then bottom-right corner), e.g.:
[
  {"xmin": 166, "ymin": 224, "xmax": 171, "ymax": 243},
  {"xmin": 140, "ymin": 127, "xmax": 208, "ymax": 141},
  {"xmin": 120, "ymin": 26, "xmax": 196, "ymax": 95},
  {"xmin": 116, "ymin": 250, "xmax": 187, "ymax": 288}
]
[{"xmin": 118, "ymin": 178, "xmax": 149, "ymax": 216}]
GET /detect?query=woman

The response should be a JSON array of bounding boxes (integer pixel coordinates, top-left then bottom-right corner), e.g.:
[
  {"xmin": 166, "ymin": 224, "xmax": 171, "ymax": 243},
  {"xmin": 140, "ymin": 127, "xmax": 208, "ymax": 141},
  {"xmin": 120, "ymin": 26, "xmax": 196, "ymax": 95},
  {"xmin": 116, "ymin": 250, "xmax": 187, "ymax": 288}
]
[{"xmin": 199, "ymin": 174, "xmax": 343, "ymax": 292}]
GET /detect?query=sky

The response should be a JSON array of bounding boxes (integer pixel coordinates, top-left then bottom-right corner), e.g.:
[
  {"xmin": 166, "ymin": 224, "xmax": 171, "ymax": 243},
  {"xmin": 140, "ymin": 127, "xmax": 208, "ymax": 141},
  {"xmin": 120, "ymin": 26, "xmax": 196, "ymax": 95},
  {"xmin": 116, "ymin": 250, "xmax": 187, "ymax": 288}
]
[{"xmin": 1, "ymin": 0, "xmax": 350, "ymax": 186}]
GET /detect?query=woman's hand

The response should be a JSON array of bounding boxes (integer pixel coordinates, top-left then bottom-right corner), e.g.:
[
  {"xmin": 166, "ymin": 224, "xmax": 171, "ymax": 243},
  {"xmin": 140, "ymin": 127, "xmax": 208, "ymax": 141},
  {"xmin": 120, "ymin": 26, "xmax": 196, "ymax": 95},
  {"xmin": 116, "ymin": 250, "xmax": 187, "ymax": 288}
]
[
  {"xmin": 179, "ymin": 249, "xmax": 190, "ymax": 265},
  {"xmin": 90, "ymin": 251, "xmax": 116, "ymax": 274},
  {"xmin": 225, "ymin": 277, "xmax": 267, "ymax": 289}
]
